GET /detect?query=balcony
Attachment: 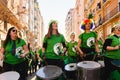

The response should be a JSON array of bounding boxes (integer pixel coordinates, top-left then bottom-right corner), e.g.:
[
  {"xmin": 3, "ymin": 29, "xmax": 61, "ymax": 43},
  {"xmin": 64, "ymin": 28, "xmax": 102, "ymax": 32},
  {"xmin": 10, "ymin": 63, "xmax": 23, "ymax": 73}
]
[
  {"xmin": 102, "ymin": 6, "xmax": 120, "ymax": 24},
  {"xmin": 96, "ymin": 2, "xmax": 101, "ymax": 12},
  {"xmin": 95, "ymin": 19, "xmax": 103, "ymax": 28}
]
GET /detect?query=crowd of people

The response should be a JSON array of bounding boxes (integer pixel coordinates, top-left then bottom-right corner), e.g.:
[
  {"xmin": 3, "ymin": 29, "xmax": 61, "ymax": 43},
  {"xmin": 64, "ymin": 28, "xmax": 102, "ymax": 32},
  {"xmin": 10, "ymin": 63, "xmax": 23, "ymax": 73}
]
[{"xmin": 0, "ymin": 18, "xmax": 120, "ymax": 80}]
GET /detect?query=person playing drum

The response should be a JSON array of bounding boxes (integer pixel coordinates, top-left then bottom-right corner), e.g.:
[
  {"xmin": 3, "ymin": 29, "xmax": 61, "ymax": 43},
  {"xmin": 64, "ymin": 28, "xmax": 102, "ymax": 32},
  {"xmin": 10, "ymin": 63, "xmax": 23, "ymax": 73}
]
[
  {"xmin": 77, "ymin": 19, "xmax": 100, "ymax": 61},
  {"xmin": 103, "ymin": 24, "xmax": 120, "ymax": 80},
  {"xmin": 0, "ymin": 27, "xmax": 29, "ymax": 80},
  {"xmin": 65, "ymin": 32, "xmax": 78, "ymax": 64},
  {"xmin": 42, "ymin": 20, "xmax": 67, "ymax": 69}
]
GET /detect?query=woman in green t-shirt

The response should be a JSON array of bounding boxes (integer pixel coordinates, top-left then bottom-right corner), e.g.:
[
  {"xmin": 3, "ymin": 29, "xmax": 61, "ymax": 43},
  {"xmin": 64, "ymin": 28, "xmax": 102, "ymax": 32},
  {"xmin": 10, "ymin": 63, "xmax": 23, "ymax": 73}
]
[
  {"xmin": 77, "ymin": 19, "xmax": 100, "ymax": 61},
  {"xmin": 65, "ymin": 33, "xmax": 78, "ymax": 64},
  {"xmin": 103, "ymin": 25, "xmax": 120, "ymax": 80},
  {"xmin": 0, "ymin": 27, "xmax": 29, "ymax": 80},
  {"xmin": 42, "ymin": 20, "xmax": 66, "ymax": 69}
]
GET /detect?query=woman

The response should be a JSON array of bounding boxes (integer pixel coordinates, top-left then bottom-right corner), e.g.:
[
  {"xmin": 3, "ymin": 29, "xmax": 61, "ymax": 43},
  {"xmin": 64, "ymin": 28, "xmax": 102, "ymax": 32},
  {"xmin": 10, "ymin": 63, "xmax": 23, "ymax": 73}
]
[
  {"xmin": 0, "ymin": 27, "xmax": 29, "ymax": 80},
  {"xmin": 65, "ymin": 33, "xmax": 78, "ymax": 64},
  {"xmin": 42, "ymin": 20, "xmax": 66, "ymax": 69},
  {"xmin": 103, "ymin": 25, "xmax": 120, "ymax": 80},
  {"xmin": 77, "ymin": 19, "xmax": 100, "ymax": 60}
]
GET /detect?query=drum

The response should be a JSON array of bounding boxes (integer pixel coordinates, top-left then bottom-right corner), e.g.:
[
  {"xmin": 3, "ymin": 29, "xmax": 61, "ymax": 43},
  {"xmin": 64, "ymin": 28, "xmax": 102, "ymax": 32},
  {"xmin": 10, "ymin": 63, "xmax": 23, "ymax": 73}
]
[
  {"xmin": 64, "ymin": 63, "xmax": 77, "ymax": 79},
  {"xmin": 36, "ymin": 65, "xmax": 63, "ymax": 80},
  {"xmin": 0, "ymin": 71, "xmax": 20, "ymax": 80},
  {"xmin": 110, "ymin": 60, "xmax": 120, "ymax": 80},
  {"xmin": 111, "ymin": 60, "xmax": 120, "ymax": 68},
  {"xmin": 77, "ymin": 61, "xmax": 101, "ymax": 80}
]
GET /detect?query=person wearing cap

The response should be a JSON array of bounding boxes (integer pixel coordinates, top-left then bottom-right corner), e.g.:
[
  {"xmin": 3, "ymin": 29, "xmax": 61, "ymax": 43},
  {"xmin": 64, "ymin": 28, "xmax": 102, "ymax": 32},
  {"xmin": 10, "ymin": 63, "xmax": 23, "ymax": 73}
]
[
  {"xmin": 42, "ymin": 20, "xmax": 66, "ymax": 69},
  {"xmin": 77, "ymin": 19, "xmax": 100, "ymax": 61},
  {"xmin": 65, "ymin": 33, "xmax": 78, "ymax": 64},
  {"xmin": 103, "ymin": 25, "xmax": 120, "ymax": 80}
]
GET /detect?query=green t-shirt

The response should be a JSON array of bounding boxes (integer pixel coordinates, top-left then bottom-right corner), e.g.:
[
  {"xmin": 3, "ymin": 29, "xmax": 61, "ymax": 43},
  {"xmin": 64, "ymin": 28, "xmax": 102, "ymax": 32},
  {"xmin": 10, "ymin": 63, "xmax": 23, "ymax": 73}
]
[
  {"xmin": 3, "ymin": 39, "xmax": 26, "ymax": 64},
  {"xmin": 43, "ymin": 34, "xmax": 65, "ymax": 59},
  {"xmin": 78, "ymin": 31, "xmax": 97, "ymax": 48},
  {"xmin": 105, "ymin": 36, "xmax": 120, "ymax": 59},
  {"xmin": 67, "ymin": 41, "xmax": 78, "ymax": 56},
  {"xmin": 38, "ymin": 48, "xmax": 42, "ymax": 58}
]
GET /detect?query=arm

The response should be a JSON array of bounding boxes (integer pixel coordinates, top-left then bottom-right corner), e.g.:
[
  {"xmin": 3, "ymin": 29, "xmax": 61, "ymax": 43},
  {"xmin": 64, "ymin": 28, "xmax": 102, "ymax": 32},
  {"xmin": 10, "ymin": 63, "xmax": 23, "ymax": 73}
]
[
  {"xmin": 103, "ymin": 38, "xmax": 119, "ymax": 51},
  {"xmin": 0, "ymin": 48, "xmax": 5, "ymax": 60},
  {"xmin": 77, "ymin": 39, "xmax": 84, "ymax": 55},
  {"xmin": 20, "ymin": 44, "xmax": 29, "ymax": 58},
  {"xmin": 36, "ymin": 53, "xmax": 42, "ymax": 61},
  {"xmin": 95, "ymin": 38, "xmax": 100, "ymax": 53}
]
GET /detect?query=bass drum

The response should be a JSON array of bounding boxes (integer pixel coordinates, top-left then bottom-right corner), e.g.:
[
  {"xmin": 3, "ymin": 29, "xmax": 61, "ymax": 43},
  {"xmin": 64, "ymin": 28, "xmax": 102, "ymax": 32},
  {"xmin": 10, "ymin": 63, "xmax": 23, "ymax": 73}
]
[{"xmin": 77, "ymin": 61, "xmax": 101, "ymax": 80}]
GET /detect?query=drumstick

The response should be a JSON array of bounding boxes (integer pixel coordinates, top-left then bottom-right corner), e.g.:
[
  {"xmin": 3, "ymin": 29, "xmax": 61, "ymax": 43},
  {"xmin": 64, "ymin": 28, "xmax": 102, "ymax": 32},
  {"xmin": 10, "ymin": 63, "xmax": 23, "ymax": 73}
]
[{"xmin": 92, "ymin": 54, "xmax": 97, "ymax": 61}]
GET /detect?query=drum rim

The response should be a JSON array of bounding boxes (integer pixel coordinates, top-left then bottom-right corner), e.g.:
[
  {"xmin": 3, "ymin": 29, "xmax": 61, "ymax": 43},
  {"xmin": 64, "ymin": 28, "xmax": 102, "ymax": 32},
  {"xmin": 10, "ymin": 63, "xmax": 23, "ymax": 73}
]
[
  {"xmin": 111, "ymin": 60, "xmax": 120, "ymax": 67},
  {"xmin": 0, "ymin": 71, "xmax": 20, "ymax": 80},
  {"xmin": 36, "ymin": 65, "xmax": 63, "ymax": 79},
  {"xmin": 65, "ymin": 63, "xmax": 77, "ymax": 71},
  {"xmin": 77, "ymin": 61, "xmax": 101, "ymax": 70}
]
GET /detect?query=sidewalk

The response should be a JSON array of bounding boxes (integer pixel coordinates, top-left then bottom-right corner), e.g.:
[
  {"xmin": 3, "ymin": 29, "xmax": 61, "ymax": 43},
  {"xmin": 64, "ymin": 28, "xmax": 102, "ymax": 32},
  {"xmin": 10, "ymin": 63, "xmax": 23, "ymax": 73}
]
[{"xmin": 27, "ymin": 73, "xmax": 36, "ymax": 80}]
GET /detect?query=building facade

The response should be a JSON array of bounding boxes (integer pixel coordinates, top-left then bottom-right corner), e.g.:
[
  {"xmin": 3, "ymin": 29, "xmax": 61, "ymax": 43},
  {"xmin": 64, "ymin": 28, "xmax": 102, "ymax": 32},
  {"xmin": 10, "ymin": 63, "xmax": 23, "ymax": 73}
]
[
  {"xmin": 65, "ymin": 0, "xmax": 85, "ymax": 41},
  {"xmin": 84, "ymin": 0, "xmax": 120, "ymax": 40},
  {"xmin": 0, "ymin": 0, "xmax": 28, "ymax": 47},
  {"xmin": 65, "ymin": 8, "xmax": 74, "ymax": 41},
  {"xmin": 34, "ymin": 0, "xmax": 44, "ymax": 51}
]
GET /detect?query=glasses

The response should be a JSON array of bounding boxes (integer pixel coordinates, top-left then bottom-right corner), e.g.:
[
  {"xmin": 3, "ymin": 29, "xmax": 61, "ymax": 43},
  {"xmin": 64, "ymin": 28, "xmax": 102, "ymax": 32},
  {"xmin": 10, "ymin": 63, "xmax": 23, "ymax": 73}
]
[{"xmin": 12, "ymin": 29, "xmax": 17, "ymax": 32}]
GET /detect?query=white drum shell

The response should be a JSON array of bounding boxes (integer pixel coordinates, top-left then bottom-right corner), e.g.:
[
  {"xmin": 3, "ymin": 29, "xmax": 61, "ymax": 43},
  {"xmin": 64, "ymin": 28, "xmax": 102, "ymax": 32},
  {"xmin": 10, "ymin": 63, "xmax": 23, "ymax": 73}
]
[{"xmin": 77, "ymin": 61, "xmax": 101, "ymax": 80}]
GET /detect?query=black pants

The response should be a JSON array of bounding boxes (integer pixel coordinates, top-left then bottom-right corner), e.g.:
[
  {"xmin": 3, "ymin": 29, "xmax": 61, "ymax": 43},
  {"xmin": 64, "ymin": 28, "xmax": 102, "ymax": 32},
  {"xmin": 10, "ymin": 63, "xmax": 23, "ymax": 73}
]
[
  {"xmin": 45, "ymin": 59, "xmax": 64, "ymax": 69},
  {"xmin": 81, "ymin": 48, "xmax": 96, "ymax": 61},
  {"xmin": 3, "ymin": 60, "xmax": 28, "ymax": 80},
  {"xmin": 104, "ymin": 57, "xmax": 117, "ymax": 80}
]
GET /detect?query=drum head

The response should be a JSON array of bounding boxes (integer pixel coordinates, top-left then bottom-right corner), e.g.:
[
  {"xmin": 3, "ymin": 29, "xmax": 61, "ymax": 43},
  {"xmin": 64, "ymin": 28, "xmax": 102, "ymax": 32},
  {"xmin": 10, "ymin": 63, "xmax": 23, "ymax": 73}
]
[
  {"xmin": 65, "ymin": 63, "xmax": 77, "ymax": 71},
  {"xmin": 0, "ymin": 71, "xmax": 20, "ymax": 80},
  {"xmin": 77, "ymin": 61, "xmax": 101, "ymax": 70},
  {"xmin": 36, "ymin": 65, "xmax": 62, "ymax": 79},
  {"xmin": 111, "ymin": 60, "xmax": 120, "ymax": 67}
]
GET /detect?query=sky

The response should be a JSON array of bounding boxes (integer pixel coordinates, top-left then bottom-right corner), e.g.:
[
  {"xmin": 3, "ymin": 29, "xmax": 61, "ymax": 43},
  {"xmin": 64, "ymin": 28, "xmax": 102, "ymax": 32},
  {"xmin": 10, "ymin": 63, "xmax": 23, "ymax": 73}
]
[{"xmin": 38, "ymin": 0, "xmax": 75, "ymax": 36}]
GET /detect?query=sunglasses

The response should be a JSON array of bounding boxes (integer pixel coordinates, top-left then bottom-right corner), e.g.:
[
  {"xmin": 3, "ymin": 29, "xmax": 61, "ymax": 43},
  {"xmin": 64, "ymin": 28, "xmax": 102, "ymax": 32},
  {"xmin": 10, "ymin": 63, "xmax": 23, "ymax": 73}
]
[{"xmin": 12, "ymin": 29, "xmax": 17, "ymax": 32}]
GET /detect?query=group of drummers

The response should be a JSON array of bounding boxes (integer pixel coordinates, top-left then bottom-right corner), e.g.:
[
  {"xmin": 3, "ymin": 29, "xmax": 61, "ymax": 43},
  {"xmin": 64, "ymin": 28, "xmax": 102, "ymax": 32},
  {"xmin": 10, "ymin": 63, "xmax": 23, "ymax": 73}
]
[
  {"xmin": 36, "ymin": 19, "xmax": 120, "ymax": 80},
  {"xmin": 0, "ymin": 18, "xmax": 120, "ymax": 80}
]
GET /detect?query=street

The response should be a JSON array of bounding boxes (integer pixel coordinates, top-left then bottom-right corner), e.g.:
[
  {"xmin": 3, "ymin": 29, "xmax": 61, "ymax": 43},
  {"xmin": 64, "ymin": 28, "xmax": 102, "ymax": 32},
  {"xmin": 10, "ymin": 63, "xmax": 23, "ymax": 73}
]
[{"xmin": 27, "ymin": 73, "xmax": 36, "ymax": 80}]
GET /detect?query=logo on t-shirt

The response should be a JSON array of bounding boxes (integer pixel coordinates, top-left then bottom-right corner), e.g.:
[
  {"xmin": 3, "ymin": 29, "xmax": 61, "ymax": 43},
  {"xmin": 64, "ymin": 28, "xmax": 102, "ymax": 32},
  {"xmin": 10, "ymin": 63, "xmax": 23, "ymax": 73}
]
[
  {"xmin": 54, "ymin": 43, "xmax": 64, "ymax": 55},
  {"xmin": 15, "ymin": 46, "xmax": 24, "ymax": 58},
  {"xmin": 87, "ymin": 37, "xmax": 95, "ymax": 47}
]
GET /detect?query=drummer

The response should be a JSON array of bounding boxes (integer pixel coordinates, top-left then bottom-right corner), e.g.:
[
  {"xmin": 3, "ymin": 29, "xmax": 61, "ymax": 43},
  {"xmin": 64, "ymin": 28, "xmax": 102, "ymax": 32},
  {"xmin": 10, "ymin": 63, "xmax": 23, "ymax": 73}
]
[
  {"xmin": 42, "ymin": 20, "xmax": 66, "ymax": 69},
  {"xmin": 65, "ymin": 32, "xmax": 78, "ymax": 64},
  {"xmin": 103, "ymin": 24, "xmax": 120, "ymax": 80},
  {"xmin": 77, "ymin": 19, "xmax": 100, "ymax": 61}
]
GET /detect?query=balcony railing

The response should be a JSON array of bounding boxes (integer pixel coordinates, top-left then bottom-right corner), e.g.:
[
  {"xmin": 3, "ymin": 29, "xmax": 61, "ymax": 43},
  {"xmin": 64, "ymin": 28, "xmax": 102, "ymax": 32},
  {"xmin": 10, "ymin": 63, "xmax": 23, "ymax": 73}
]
[
  {"xmin": 96, "ymin": 2, "xmax": 101, "ymax": 11},
  {"xmin": 102, "ymin": 6, "xmax": 120, "ymax": 23}
]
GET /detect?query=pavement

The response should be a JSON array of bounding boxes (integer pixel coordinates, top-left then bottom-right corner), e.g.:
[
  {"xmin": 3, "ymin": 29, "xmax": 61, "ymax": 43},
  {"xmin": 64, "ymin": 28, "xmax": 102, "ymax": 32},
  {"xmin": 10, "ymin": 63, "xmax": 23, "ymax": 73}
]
[{"xmin": 27, "ymin": 72, "xmax": 36, "ymax": 80}]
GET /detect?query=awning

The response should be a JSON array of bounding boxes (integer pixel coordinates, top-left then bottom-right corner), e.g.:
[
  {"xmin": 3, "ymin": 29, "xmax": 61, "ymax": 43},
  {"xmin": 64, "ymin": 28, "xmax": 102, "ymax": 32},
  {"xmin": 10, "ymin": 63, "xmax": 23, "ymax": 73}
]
[{"xmin": 0, "ymin": 0, "xmax": 23, "ymax": 30}]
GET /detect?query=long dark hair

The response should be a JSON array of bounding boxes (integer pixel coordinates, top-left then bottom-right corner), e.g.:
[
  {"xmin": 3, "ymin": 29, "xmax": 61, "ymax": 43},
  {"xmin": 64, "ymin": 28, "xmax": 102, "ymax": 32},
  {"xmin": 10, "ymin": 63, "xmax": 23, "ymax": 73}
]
[
  {"xmin": 3, "ymin": 27, "xmax": 20, "ymax": 48},
  {"xmin": 46, "ymin": 21, "xmax": 60, "ymax": 38}
]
